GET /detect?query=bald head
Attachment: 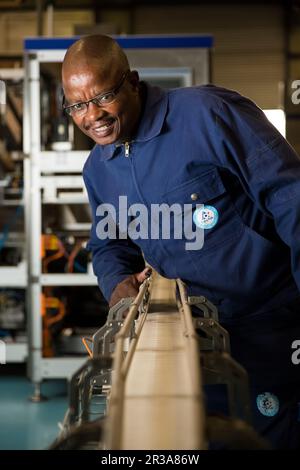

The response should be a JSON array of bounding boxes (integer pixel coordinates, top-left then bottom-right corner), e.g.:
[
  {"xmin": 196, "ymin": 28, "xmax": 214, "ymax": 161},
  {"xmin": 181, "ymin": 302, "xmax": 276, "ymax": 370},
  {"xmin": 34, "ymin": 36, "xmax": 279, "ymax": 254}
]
[
  {"xmin": 62, "ymin": 35, "xmax": 129, "ymax": 81},
  {"xmin": 61, "ymin": 35, "xmax": 142, "ymax": 147}
]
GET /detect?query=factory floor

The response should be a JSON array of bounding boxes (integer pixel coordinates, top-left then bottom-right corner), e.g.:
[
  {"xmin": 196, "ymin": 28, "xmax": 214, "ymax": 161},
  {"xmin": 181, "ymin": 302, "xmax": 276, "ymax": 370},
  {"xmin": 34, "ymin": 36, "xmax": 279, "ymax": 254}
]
[{"xmin": 0, "ymin": 366, "xmax": 68, "ymax": 450}]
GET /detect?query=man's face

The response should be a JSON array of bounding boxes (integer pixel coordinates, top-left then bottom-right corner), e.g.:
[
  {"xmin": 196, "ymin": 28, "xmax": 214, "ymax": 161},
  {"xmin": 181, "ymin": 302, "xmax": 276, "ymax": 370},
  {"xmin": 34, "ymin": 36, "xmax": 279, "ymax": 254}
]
[{"xmin": 62, "ymin": 63, "xmax": 141, "ymax": 146}]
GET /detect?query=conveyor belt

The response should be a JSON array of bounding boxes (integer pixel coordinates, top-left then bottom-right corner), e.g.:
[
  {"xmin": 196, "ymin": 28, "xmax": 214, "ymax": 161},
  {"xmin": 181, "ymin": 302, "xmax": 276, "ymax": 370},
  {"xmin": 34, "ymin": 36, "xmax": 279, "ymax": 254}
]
[
  {"xmin": 52, "ymin": 274, "xmax": 267, "ymax": 450},
  {"xmin": 122, "ymin": 311, "xmax": 204, "ymax": 449},
  {"xmin": 105, "ymin": 275, "xmax": 206, "ymax": 450}
]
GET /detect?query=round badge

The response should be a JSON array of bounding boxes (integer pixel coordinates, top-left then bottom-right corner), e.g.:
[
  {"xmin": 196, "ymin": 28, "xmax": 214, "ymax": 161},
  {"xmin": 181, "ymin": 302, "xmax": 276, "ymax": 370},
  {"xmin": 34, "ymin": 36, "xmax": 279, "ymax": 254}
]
[
  {"xmin": 256, "ymin": 392, "xmax": 279, "ymax": 417},
  {"xmin": 193, "ymin": 205, "xmax": 219, "ymax": 230}
]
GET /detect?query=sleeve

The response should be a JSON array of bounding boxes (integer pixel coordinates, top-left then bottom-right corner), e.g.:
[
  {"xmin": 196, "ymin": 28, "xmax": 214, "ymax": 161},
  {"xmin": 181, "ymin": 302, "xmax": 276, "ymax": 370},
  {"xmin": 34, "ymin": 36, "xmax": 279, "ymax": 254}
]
[
  {"xmin": 83, "ymin": 171, "xmax": 145, "ymax": 301},
  {"xmin": 214, "ymin": 95, "xmax": 300, "ymax": 291}
]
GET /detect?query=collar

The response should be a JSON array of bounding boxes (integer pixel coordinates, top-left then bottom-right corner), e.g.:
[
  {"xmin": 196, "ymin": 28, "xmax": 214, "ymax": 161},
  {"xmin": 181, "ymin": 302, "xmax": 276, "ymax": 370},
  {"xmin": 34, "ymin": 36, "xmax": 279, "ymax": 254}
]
[{"xmin": 100, "ymin": 82, "xmax": 168, "ymax": 161}]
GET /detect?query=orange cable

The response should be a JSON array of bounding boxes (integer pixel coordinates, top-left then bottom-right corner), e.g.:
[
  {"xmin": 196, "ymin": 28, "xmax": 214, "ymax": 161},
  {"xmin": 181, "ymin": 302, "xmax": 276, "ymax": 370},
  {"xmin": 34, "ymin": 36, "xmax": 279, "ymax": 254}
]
[
  {"xmin": 43, "ymin": 239, "xmax": 68, "ymax": 272},
  {"xmin": 82, "ymin": 337, "xmax": 93, "ymax": 357},
  {"xmin": 67, "ymin": 242, "xmax": 82, "ymax": 273}
]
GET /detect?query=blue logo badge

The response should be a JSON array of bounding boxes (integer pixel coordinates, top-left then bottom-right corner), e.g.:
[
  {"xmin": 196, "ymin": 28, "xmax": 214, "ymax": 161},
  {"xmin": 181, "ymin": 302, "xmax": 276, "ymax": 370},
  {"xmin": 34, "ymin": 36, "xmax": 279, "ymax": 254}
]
[
  {"xmin": 256, "ymin": 392, "xmax": 279, "ymax": 417},
  {"xmin": 193, "ymin": 205, "xmax": 219, "ymax": 230}
]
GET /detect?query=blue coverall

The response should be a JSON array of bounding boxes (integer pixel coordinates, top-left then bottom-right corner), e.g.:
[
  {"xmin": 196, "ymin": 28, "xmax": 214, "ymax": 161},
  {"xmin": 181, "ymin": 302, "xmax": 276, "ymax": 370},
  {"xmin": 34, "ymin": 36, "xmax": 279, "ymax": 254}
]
[{"xmin": 83, "ymin": 83, "xmax": 300, "ymax": 448}]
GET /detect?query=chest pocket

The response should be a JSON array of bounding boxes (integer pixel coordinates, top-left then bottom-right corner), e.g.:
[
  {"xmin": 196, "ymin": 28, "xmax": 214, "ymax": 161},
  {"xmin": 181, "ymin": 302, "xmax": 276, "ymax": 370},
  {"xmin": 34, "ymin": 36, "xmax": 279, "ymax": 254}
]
[{"xmin": 162, "ymin": 168, "xmax": 243, "ymax": 253}]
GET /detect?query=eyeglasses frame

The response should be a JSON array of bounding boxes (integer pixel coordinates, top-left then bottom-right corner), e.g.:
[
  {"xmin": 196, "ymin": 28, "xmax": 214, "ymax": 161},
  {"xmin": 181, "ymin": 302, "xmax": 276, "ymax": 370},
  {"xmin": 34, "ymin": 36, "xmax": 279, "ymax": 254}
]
[{"xmin": 62, "ymin": 69, "xmax": 130, "ymax": 117}]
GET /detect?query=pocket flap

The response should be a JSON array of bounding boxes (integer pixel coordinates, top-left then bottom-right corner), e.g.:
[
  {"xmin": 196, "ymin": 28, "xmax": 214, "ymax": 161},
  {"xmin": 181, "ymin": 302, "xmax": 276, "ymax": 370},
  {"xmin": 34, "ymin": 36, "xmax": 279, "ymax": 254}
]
[{"xmin": 163, "ymin": 169, "xmax": 226, "ymax": 205}]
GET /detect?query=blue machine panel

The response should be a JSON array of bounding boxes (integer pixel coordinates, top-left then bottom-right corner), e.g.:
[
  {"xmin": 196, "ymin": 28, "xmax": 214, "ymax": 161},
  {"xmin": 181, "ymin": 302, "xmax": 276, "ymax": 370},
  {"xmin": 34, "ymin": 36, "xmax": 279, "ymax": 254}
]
[{"xmin": 24, "ymin": 35, "xmax": 213, "ymax": 51}]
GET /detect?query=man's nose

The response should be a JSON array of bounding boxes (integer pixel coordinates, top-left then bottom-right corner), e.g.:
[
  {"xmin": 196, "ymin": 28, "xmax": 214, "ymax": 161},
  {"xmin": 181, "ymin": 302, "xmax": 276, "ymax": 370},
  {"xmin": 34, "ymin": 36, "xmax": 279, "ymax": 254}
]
[{"xmin": 85, "ymin": 101, "xmax": 106, "ymax": 121}]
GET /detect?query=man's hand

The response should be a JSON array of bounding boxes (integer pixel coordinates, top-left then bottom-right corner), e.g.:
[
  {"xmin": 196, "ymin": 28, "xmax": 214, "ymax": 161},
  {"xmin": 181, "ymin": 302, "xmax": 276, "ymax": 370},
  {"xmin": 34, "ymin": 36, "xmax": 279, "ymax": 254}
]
[{"xmin": 108, "ymin": 267, "xmax": 152, "ymax": 308}]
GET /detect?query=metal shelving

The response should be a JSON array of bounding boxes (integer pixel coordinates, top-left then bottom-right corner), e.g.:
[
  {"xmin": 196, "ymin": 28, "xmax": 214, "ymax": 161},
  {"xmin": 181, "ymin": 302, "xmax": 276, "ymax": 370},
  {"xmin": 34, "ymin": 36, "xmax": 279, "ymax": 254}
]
[
  {"xmin": 0, "ymin": 68, "xmax": 27, "ymax": 362},
  {"xmin": 6, "ymin": 342, "xmax": 27, "ymax": 363},
  {"xmin": 0, "ymin": 260, "xmax": 27, "ymax": 288},
  {"xmin": 41, "ymin": 273, "xmax": 97, "ymax": 287},
  {"xmin": 24, "ymin": 44, "xmax": 97, "ymax": 395}
]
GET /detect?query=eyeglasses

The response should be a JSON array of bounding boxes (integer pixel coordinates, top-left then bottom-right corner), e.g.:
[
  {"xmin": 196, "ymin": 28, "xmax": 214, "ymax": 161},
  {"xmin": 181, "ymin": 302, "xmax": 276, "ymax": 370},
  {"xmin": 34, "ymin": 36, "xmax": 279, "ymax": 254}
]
[{"xmin": 63, "ymin": 70, "xmax": 130, "ymax": 117}]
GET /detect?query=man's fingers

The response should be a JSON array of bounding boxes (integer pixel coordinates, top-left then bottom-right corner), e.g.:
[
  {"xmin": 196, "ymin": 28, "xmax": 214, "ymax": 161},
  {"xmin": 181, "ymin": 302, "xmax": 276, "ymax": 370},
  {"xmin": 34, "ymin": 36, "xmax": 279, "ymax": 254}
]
[
  {"xmin": 109, "ymin": 274, "xmax": 141, "ymax": 308},
  {"xmin": 135, "ymin": 267, "xmax": 152, "ymax": 284},
  {"xmin": 109, "ymin": 269, "xmax": 152, "ymax": 308}
]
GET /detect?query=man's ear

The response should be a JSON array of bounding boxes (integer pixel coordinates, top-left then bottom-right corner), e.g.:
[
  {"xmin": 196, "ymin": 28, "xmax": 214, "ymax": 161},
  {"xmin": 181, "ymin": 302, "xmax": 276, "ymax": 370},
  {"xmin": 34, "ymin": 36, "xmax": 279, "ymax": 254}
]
[{"xmin": 128, "ymin": 70, "xmax": 140, "ymax": 90}]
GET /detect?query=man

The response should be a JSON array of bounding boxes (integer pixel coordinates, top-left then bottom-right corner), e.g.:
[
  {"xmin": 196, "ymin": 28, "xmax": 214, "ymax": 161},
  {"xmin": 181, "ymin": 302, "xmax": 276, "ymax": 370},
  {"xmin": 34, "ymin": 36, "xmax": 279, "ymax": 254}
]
[{"xmin": 62, "ymin": 34, "xmax": 300, "ymax": 448}]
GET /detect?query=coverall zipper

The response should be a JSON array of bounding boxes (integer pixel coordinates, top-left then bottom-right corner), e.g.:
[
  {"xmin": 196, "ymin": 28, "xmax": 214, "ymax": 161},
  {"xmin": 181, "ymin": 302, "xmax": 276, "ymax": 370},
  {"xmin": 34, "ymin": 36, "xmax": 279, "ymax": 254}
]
[{"xmin": 124, "ymin": 141, "xmax": 130, "ymax": 157}]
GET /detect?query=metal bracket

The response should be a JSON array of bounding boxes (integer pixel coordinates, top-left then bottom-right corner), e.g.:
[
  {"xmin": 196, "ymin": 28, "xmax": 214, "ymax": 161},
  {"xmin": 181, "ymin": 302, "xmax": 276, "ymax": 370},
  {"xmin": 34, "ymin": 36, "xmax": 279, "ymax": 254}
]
[
  {"xmin": 67, "ymin": 356, "xmax": 113, "ymax": 429},
  {"xmin": 188, "ymin": 295, "xmax": 230, "ymax": 353},
  {"xmin": 92, "ymin": 297, "xmax": 135, "ymax": 357},
  {"xmin": 188, "ymin": 295, "xmax": 252, "ymax": 425},
  {"xmin": 188, "ymin": 295, "xmax": 219, "ymax": 321},
  {"xmin": 193, "ymin": 316, "xmax": 230, "ymax": 353},
  {"xmin": 201, "ymin": 351, "xmax": 252, "ymax": 425}
]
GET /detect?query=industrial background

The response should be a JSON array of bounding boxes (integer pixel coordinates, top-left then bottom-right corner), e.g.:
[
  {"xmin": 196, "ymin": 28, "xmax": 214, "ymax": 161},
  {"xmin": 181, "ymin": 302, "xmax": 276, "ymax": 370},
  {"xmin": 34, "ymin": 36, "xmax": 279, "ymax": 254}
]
[{"xmin": 0, "ymin": 0, "xmax": 300, "ymax": 451}]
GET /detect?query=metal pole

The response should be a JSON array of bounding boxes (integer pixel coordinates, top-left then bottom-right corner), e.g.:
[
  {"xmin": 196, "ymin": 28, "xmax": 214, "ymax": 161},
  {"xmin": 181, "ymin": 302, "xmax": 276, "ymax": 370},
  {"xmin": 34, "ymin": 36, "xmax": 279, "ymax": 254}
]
[
  {"xmin": 36, "ymin": 0, "xmax": 44, "ymax": 37},
  {"xmin": 27, "ymin": 55, "xmax": 43, "ymax": 400},
  {"xmin": 46, "ymin": 2, "xmax": 54, "ymax": 37}
]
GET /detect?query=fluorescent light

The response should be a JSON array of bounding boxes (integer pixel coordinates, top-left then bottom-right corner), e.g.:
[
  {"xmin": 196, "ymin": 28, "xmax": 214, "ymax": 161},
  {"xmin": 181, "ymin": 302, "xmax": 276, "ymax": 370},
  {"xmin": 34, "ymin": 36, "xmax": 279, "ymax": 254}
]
[{"xmin": 263, "ymin": 109, "xmax": 286, "ymax": 137}]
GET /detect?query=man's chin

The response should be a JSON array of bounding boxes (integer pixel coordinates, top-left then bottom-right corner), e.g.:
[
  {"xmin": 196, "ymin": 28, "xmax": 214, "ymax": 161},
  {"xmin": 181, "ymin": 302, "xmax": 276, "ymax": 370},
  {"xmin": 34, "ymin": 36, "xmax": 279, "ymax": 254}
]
[
  {"xmin": 95, "ymin": 137, "xmax": 116, "ymax": 146},
  {"xmin": 91, "ymin": 132, "xmax": 118, "ymax": 146}
]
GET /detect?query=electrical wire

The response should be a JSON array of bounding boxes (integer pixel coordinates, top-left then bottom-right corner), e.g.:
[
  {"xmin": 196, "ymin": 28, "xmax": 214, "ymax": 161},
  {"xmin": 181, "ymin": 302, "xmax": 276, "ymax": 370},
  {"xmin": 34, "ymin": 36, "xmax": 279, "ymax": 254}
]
[
  {"xmin": 42, "ymin": 238, "xmax": 67, "ymax": 273},
  {"xmin": 42, "ymin": 235, "xmax": 87, "ymax": 273},
  {"xmin": 82, "ymin": 336, "xmax": 93, "ymax": 357},
  {"xmin": 67, "ymin": 242, "xmax": 83, "ymax": 273}
]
